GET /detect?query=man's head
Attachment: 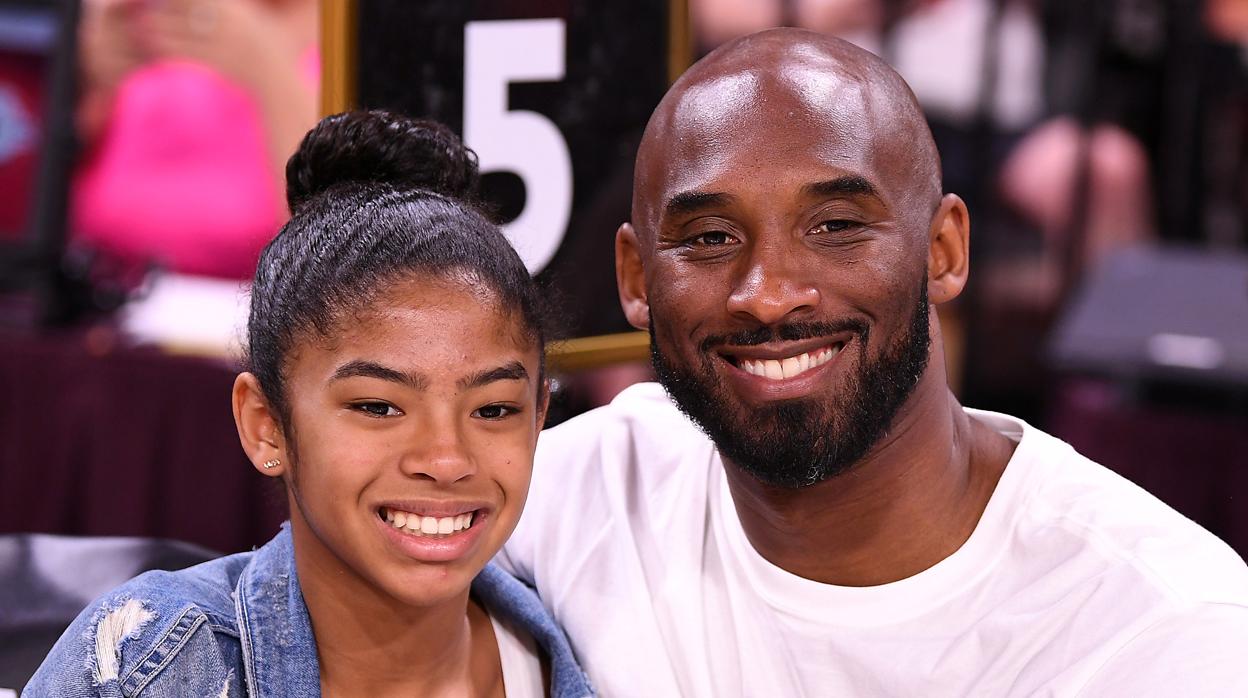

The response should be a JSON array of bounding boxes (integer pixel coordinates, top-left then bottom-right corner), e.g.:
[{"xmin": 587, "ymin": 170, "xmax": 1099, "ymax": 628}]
[{"xmin": 615, "ymin": 29, "xmax": 971, "ymax": 488}]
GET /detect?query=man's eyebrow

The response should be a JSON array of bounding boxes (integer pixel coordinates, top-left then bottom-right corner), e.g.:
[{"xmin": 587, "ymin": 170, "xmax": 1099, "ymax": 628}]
[
  {"xmin": 331, "ymin": 360, "xmax": 428, "ymax": 391},
  {"xmin": 663, "ymin": 191, "xmax": 735, "ymax": 220},
  {"xmin": 801, "ymin": 176, "xmax": 884, "ymax": 202},
  {"xmin": 458, "ymin": 361, "xmax": 530, "ymax": 390}
]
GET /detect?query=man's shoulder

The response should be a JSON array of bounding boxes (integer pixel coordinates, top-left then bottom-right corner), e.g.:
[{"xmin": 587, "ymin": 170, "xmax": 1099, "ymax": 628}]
[
  {"xmin": 983, "ymin": 409, "xmax": 1248, "ymax": 606},
  {"xmin": 505, "ymin": 383, "xmax": 716, "ymax": 580},
  {"xmin": 541, "ymin": 381, "xmax": 695, "ymax": 436},
  {"xmin": 1077, "ymin": 601, "xmax": 1248, "ymax": 695},
  {"xmin": 536, "ymin": 382, "xmax": 711, "ymax": 467}
]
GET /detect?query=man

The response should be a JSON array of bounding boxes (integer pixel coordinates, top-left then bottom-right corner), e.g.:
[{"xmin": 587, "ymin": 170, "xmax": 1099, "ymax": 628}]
[{"xmin": 500, "ymin": 28, "xmax": 1248, "ymax": 696}]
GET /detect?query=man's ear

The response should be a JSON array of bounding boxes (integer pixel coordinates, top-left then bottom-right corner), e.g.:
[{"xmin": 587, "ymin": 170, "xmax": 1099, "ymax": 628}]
[
  {"xmin": 615, "ymin": 222, "xmax": 650, "ymax": 330},
  {"xmin": 927, "ymin": 194, "xmax": 971, "ymax": 304},
  {"xmin": 232, "ymin": 372, "xmax": 286, "ymax": 478}
]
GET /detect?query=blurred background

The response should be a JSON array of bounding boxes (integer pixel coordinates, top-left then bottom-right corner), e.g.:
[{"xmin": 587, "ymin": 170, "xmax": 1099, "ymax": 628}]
[{"xmin": 0, "ymin": 0, "xmax": 1245, "ymax": 579}]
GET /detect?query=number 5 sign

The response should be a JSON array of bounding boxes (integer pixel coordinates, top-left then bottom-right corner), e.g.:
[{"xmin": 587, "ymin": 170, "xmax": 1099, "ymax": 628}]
[
  {"xmin": 321, "ymin": 0, "xmax": 690, "ymax": 351},
  {"xmin": 464, "ymin": 19, "xmax": 571, "ymax": 273}
]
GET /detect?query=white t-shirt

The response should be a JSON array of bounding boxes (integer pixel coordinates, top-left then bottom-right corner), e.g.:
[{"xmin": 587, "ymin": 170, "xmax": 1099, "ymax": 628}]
[
  {"xmin": 500, "ymin": 382, "xmax": 1248, "ymax": 697},
  {"xmin": 489, "ymin": 610, "xmax": 544, "ymax": 698}
]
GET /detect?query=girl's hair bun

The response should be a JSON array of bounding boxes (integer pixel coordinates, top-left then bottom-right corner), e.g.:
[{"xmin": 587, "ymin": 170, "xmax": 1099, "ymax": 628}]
[{"xmin": 284, "ymin": 110, "xmax": 480, "ymax": 214}]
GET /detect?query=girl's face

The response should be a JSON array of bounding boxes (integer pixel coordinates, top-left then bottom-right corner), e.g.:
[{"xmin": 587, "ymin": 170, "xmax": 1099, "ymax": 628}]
[{"xmin": 278, "ymin": 274, "xmax": 546, "ymax": 608}]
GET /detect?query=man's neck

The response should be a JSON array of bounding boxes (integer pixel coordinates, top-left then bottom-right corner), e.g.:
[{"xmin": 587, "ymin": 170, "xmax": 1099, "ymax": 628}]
[{"xmin": 723, "ymin": 373, "xmax": 1014, "ymax": 587}]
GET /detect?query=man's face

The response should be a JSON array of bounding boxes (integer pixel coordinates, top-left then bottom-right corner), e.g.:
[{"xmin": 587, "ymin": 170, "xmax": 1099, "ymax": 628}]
[{"xmin": 634, "ymin": 66, "xmax": 935, "ymax": 488}]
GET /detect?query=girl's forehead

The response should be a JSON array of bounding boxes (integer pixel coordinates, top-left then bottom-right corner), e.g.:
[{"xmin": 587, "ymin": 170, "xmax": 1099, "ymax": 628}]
[
  {"xmin": 293, "ymin": 278, "xmax": 532, "ymax": 370},
  {"xmin": 352, "ymin": 287, "xmax": 515, "ymax": 345},
  {"xmin": 328, "ymin": 272, "xmax": 504, "ymax": 333}
]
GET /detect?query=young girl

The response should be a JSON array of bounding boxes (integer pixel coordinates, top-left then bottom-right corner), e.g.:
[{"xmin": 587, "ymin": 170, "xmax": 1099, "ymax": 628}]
[{"xmin": 26, "ymin": 111, "xmax": 593, "ymax": 697}]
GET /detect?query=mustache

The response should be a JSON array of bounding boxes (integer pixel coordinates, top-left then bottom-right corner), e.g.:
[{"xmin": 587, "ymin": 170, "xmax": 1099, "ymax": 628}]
[{"xmin": 699, "ymin": 320, "xmax": 869, "ymax": 353}]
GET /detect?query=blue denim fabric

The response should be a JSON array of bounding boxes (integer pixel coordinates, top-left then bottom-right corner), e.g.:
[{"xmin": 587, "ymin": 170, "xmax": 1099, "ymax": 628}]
[{"xmin": 23, "ymin": 525, "xmax": 594, "ymax": 697}]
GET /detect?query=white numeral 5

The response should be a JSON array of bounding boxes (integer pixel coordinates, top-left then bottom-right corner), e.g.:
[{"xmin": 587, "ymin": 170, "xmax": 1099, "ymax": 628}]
[{"xmin": 464, "ymin": 19, "xmax": 573, "ymax": 274}]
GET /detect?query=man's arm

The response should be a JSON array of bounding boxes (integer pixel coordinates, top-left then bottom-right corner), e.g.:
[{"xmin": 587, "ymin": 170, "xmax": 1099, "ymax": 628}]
[{"xmin": 1077, "ymin": 603, "xmax": 1248, "ymax": 696}]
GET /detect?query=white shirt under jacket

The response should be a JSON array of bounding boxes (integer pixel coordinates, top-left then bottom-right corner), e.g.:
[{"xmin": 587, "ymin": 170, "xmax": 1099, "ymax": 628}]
[{"xmin": 498, "ymin": 382, "xmax": 1248, "ymax": 697}]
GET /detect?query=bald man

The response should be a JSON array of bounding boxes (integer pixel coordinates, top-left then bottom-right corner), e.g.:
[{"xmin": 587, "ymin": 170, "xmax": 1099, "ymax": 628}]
[{"xmin": 500, "ymin": 29, "xmax": 1248, "ymax": 696}]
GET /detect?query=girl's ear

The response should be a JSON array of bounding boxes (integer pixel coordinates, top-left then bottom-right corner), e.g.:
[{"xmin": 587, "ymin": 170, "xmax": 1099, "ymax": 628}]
[
  {"xmin": 536, "ymin": 378, "xmax": 552, "ymax": 431},
  {"xmin": 233, "ymin": 372, "xmax": 286, "ymax": 477}
]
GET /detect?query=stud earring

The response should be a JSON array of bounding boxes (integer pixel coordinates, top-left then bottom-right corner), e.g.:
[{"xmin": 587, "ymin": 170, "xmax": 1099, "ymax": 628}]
[{"xmin": 262, "ymin": 459, "xmax": 281, "ymax": 470}]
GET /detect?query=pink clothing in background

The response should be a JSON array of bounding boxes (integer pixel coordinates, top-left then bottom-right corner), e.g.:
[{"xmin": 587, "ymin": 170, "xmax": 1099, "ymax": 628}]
[{"xmin": 72, "ymin": 50, "xmax": 318, "ymax": 280}]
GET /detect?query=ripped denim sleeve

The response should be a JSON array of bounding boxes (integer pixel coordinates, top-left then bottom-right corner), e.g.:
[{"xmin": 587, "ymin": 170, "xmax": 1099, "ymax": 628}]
[
  {"xmin": 22, "ymin": 594, "xmax": 152, "ymax": 698},
  {"xmin": 22, "ymin": 595, "xmax": 238, "ymax": 698}
]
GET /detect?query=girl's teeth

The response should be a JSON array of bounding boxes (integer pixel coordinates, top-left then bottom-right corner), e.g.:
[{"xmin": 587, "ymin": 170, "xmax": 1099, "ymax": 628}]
[{"xmin": 382, "ymin": 508, "xmax": 475, "ymax": 537}]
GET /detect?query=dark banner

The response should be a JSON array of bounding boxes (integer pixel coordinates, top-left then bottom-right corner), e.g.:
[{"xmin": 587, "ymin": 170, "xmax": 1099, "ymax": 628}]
[{"xmin": 354, "ymin": 1, "xmax": 678, "ymax": 337}]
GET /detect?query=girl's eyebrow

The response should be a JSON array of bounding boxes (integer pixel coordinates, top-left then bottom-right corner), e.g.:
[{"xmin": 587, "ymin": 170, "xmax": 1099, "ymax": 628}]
[
  {"xmin": 330, "ymin": 360, "xmax": 428, "ymax": 390},
  {"xmin": 329, "ymin": 359, "xmax": 528, "ymax": 391},
  {"xmin": 459, "ymin": 361, "xmax": 530, "ymax": 390}
]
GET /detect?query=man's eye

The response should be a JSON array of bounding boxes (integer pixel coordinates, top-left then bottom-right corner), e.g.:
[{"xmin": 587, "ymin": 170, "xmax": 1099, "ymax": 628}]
[
  {"xmin": 691, "ymin": 231, "xmax": 734, "ymax": 246},
  {"xmin": 352, "ymin": 402, "xmax": 401, "ymax": 418},
  {"xmin": 474, "ymin": 404, "xmax": 518, "ymax": 420},
  {"xmin": 813, "ymin": 220, "xmax": 856, "ymax": 234}
]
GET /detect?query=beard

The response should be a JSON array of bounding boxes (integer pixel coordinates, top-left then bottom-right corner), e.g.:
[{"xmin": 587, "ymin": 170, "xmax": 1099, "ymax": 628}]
[{"xmin": 650, "ymin": 283, "xmax": 932, "ymax": 489}]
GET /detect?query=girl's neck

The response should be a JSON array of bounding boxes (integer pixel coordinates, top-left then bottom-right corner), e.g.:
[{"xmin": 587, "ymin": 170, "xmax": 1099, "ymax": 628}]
[{"xmin": 290, "ymin": 522, "xmax": 503, "ymax": 697}]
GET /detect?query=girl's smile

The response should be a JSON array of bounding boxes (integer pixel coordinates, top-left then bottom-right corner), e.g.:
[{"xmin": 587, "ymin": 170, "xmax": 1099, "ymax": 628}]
[{"xmin": 375, "ymin": 502, "xmax": 492, "ymax": 563}]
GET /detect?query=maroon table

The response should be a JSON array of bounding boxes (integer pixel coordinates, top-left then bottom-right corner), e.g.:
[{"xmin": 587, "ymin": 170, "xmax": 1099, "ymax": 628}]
[{"xmin": 0, "ymin": 329, "xmax": 286, "ymax": 554}]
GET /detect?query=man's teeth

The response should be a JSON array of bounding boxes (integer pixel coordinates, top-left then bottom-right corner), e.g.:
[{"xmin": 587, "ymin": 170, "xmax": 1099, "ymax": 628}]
[
  {"xmin": 739, "ymin": 345, "xmax": 842, "ymax": 380},
  {"xmin": 381, "ymin": 507, "xmax": 475, "ymax": 537}
]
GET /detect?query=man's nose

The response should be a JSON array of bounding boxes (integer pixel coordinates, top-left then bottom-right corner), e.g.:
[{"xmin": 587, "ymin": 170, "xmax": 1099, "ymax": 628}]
[
  {"xmin": 726, "ymin": 245, "xmax": 821, "ymax": 326},
  {"xmin": 399, "ymin": 424, "xmax": 476, "ymax": 484}
]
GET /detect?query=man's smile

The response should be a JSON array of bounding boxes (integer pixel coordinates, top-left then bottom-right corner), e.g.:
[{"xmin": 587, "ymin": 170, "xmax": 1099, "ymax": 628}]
[
  {"xmin": 710, "ymin": 336, "xmax": 858, "ymax": 403},
  {"xmin": 717, "ymin": 335, "xmax": 853, "ymax": 381}
]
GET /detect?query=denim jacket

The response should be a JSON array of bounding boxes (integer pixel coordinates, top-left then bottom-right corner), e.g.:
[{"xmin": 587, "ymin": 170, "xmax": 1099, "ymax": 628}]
[{"xmin": 23, "ymin": 526, "xmax": 594, "ymax": 697}]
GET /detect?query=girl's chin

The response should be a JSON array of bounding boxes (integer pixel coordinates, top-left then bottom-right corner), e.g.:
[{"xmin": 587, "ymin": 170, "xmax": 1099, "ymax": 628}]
[{"xmin": 379, "ymin": 565, "xmax": 482, "ymax": 608}]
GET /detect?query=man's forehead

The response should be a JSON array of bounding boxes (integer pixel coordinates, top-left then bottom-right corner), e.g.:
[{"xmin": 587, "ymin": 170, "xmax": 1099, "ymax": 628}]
[
  {"xmin": 669, "ymin": 59, "xmax": 869, "ymax": 133},
  {"xmin": 640, "ymin": 65, "xmax": 882, "ymax": 216},
  {"xmin": 648, "ymin": 32, "xmax": 880, "ymax": 145},
  {"xmin": 632, "ymin": 30, "xmax": 938, "ymax": 230}
]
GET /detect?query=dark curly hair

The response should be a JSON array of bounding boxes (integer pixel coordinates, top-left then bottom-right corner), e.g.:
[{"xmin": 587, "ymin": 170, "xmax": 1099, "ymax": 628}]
[{"xmin": 245, "ymin": 110, "xmax": 547, "ymax": 428}]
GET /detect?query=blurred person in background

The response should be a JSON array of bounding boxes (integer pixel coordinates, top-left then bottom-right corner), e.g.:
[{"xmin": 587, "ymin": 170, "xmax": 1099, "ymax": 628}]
[
  {"xmin": 1203, "ymin": 0, "xmax": 1248, "ymax": 248},
  {"xmin": 72, "ymin": 0, "xmax": 318, "ymax": 280}
]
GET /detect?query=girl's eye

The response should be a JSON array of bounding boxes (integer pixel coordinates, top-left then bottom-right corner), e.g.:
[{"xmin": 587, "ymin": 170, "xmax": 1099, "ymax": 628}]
[
  {"xmin": 474, "ymin": 404, "xmax": 519, "ymax": 420},
  {"xmin": 352, "ymin": 402, "xmax": 401, "ymax": 418}
]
